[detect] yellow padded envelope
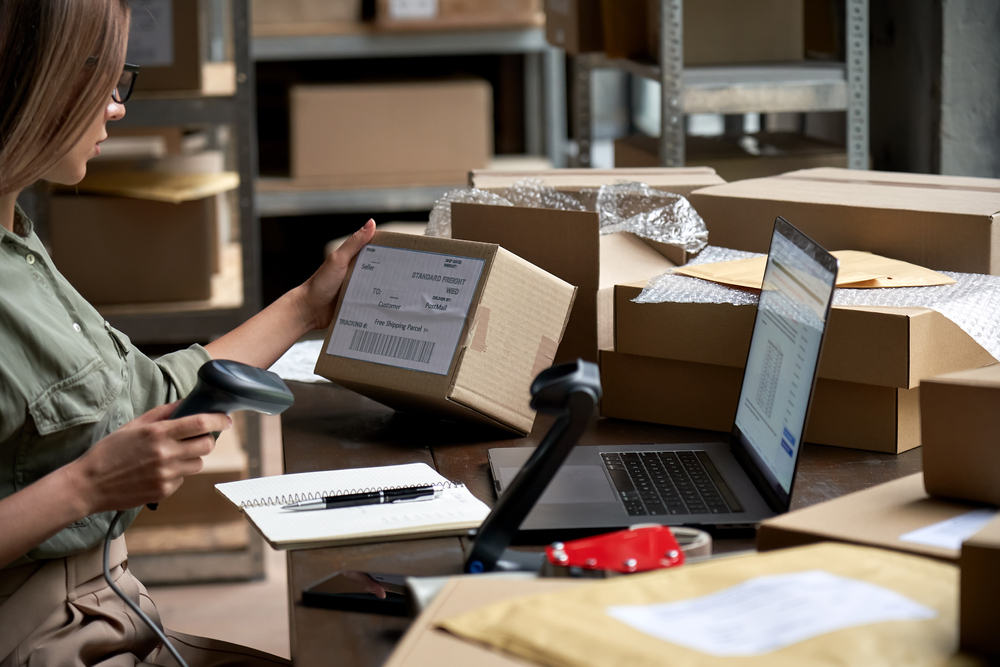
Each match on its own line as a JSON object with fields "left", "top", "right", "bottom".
{"left": 439, "top": 543, "right": 983, "bottom": 667}
{"left": 675, "top": 250, "right": 957, "bottom": 290}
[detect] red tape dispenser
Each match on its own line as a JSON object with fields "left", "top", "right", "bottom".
{"left": 542, "top": 525, "right": 710, "bottom": 578}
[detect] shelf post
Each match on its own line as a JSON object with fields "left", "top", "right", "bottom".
{"left": 847, "top": 0, "right": 870, "bottom": 170}
{"left": 233, "top": 0, "right": 262, "bottom": 315}
{"left": 659, "top": 0, "right": 684, "bottom": 167}
{"left": 572, "top": 54, "right": 596, "bottom": 168}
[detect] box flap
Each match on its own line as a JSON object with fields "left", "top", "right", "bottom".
{"left": 922, "top": 363, "right": 1000, "bottom": 388}
{"left": 68, "top": 171, "right": 240, "bottom": 203}
{"left": 450, "top": 247, "right": 577, "bottom": 435}
{"left": 598, "top": 233, "right": 676, "bottom": 290}
{"left": 757, "top": 473, "right": 978, "bottom": 561}
{"left": 692, "top": 168, "right": 1000, "bottom": 216}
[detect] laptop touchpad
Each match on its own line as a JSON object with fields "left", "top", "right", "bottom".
{"left": 498, "top": 465, "right": 618, "bottom": 504}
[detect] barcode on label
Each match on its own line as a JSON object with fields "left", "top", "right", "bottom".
{"left": 349, "top": 330, "right": 435, "bottom": 364}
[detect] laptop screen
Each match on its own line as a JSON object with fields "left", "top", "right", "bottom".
{"left": 731, "top": 218, "right": 838, "bottom": 510}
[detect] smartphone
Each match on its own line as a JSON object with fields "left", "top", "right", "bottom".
{"left": 301, "top": 571, "right": 410, "bottom": 616}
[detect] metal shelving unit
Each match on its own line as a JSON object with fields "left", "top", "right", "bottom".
{"left": 105, "top": 0, "right": 261, "bottom": 344}
{"left": 252, "top": 27, "right": 567, "bottom": 216}
{"left": 572, "top": 0, "right": 869, "bottom": 170}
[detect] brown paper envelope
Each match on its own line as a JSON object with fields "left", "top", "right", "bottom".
{"left": 674, "top": 250, "right": 955, "bottom": 290}
{"left": 439, "top": 543, "right": 983, "bottom": 667}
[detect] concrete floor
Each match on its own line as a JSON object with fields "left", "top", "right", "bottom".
{"left": 145, "top": 415, "right": 291, "bottom": 660}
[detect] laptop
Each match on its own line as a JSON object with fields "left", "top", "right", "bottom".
{"left": 488, "top": 217, "right": 840, "bottom": 540}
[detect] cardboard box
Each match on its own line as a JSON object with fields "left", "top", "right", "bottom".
{"left": 614, "top": 281, "right": 996, "bottom": 389}
{"left": 126, "top": 0, "right": 203, "bottom": 92}
{"left": 600, "top": 0, "right": 803, "bottom": 65}
{"left": 960, "top": 515, "right": 1000, "bottom": 658}
{"left": 756, "top": 473, "right": 991, "bottom": 561}
{"left": 689, "top": 168, "right": 1000, "bottom": 274}
{"left": 314, "top": 232, "right": 577, "bottom": 435}
{"left": 291, "top": 80, "right": 493, "bottom": 188}
{"left": 599, "top": 349, "right": 921, "bottom": 453}
{"left": 922, "top": 365, "right": 1000, "bottom": 505}
{"left": 615, "top": 133, "right": 848, "bottom": 182}
{"left": 544, "top": 0, "right": 605, "bottom": 54}
{"left": 50, "top": 171, "right": 239, "bottom": 304}
{"left": 252, "top": 0, "right": 362, "bottom": 36}
{"left": 376, "top": 0, "right": 542, "bottom": 31}
{"left": 451, "top": 204, "right": 676, "bottom": 365}
{"left": 469, "top": 166, "right": 724, "bottom": 201}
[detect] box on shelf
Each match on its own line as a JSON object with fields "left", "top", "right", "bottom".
{"left": 599, "top": 349, "right": 921, "bottom": 453}
{"left": 960, "top": 515, "right": 1000, "bottom": 659}
{"left": 127, "top": 0, "right": 224, "bottom": 93}
{"left": 756, "top": 473, "right": 986, "bottom": 561}
{"left": 314, "top": 231, "right": 577, "bottom": 436}
{"left": 689, "top": 168, "right": 1000, "bottom": 274}
{"left": 50, "top": 172, "right": 239, "bottom": 305}
{"left": 600, "top": 0, "right": 803, "bottom": 65}
{"left": 614, "top": 133, "right": 848, "bottom": 182}
{"left": 544, "top": 0, "right": 605, "bottom": 54}
{"left": 451, "top": 204, "right": 676, "bottom": 366}
{"left": 922, "top": 364, "right": 1000, "bottom": 505}
{"left": 376, "top": 0, "right": 542, "bottom": 31}
{"left": 252, "top": 0, "right": 363, "bottom": 36}
{"left": 614, "top": 281, "right": 996, "bottom": 389}
{"left": 290, "top": 80, "right": 492, "bottom": 188}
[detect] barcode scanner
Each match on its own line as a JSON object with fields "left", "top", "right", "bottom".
{"left": 106, "top": 359, "right": 294, "bottom": 667}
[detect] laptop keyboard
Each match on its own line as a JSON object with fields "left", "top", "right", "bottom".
{"left": 601, "top": 451, "right": 744, "bottom": 516}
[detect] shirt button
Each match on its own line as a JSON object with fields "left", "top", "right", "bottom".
{"left": 25, "top": 254, "right": 35, "bottom": 265}
{"left": 72, "top": 323, "right": 82, "bottom": 333}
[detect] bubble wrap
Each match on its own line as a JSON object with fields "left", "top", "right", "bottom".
{"left": 425, "top": 178, "right": 709, "bottom": 255}
{"left": 596, "top": 182, "right": 709, "bottom": 253}
{"left": 636, "top": 246, "right": 1000, "bottom": 362}
{"left": 426, "top": 188, "right": 511, "bottom": 237}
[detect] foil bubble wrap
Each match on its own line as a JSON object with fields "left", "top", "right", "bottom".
{"left": 596, "top": 182, "right": 709, "bottom": 254}
{"left": 426, "top": 179, "right": 709, "bottom": 255}
{"left": 636, "top": 246, "right": 1000, "bottom": 361}
{"left": 425, "top": 188, "right": 511, "bottom": 238}
{"left": 501, "top": 177, "right": 588, "bottom": 211}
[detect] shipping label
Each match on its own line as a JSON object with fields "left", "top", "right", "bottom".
{"left": 326, "top": 244, "right": 485, "bottom": 375}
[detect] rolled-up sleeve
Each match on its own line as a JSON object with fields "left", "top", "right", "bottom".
{"left": 129, "top": 343, "right": 213, "bottom": 415}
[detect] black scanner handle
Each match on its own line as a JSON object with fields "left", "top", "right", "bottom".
{"left": 147, "top": 360, "right": 294, "bottom": 510}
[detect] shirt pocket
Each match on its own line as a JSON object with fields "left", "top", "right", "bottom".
{"left": 27, "top": 357, "right": 123, "bottom": 436}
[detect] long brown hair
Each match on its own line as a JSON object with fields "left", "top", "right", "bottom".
{"left": 0, "top": 0, "right": 130, "bottom": 196}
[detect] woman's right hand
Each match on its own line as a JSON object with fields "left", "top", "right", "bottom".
{"left": 66, "top": 402, "right": 233, "bottom": 515}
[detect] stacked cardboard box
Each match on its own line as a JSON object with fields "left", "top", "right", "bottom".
{"left": 252, "top": 0, "right": 363, "bottom": 36}
{"left": 456, "top": 168, "right": 725, "bottom": 364}
{"left": 602, "top": 279, "right": 995, "bottom": 453}
{"left": 375, "top": 0, "right": 542, "bottom": 31}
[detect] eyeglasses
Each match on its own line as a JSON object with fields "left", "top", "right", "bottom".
{"left": 112, "top": 63, "right": 140, "bottom": 104}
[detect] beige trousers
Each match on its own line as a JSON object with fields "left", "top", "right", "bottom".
{"left": 0, "top": 537, "right": 289, "bottom": 667}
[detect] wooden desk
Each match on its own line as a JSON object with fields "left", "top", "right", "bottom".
{"left": 282, "top": 381, "right": 922, "bottom": 667}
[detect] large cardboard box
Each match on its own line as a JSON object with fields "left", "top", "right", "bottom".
{"left": 689, "top": 168, "right": 1000, "bottom": 274}
{"left": 614, "top": 281, "right": 996, "bottom": 389}
{"left": 615, "top": 133, "right": 848, "bottom": 182}
{"left": 451, "top": 204, "right": 676, "bottom": 366}
{"left": 544, "top": 0, "right": 605, "bottom": 54}
{"left": 757, "top": 473, "right": 989, "bottom": 561}
{"left": 469, "top": 166, "right": 724, "bottom": 201}
{"left": 252, "top": 0, "right": 363, "bottom": 35}
{"left": 291, "top": 80, "right": 493, "bottom": 188}
{"left": 314, "top": 232, "right": 577, "bottom": 436}
{"left": 376, "top": 0, "right": 542, "bottom": 31}
{"left": 601, "top": 0, "right": 803, "bottom": 65}
{"left": 960, "top": 515, "right": 1000, "bottom": 658}
{"left": 922, "top": 365, "right": 1000, "bottom": 505}
{"left": 599, "top": 349, "right": 921, "bottom": 453}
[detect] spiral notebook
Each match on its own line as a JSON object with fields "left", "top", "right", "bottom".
{"left": 215, "top": 462, "right": 491, "bottom": 550}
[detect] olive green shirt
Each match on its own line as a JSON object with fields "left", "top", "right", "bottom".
{"left": 1, "top": 205, "right": 211, "bottom": 567}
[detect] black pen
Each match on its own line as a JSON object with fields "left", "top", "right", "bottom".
{"left": 282, "top": 485, "right": 441, "bottom": 511}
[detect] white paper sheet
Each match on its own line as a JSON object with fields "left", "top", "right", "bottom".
{"left": 325, "top": 244, "right": 484, "bottom": 376}
{"left": 898, "top": 509, "right": 998, "bottom": 551}
{"left": 606, "top": 570, "right": 936, "bottom": 657}
{"left": 269, "top": 340, "right": 329, "bottom": 384}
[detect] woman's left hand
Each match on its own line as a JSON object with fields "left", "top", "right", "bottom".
{"left": 296, "top": 219, "right": 376, "bottom": 331}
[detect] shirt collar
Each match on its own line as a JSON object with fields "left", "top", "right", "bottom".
{"left": 12, "top": 203, "right": 33, "bottom": 238}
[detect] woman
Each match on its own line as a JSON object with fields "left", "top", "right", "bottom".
{"left": 0, "top": 1, "right": 375, "bottom": 664}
